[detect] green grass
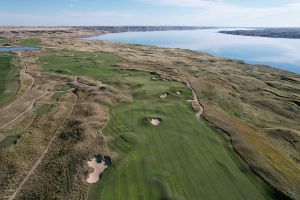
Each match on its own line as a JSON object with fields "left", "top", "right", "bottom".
{"left": 0, "top": 52, "right": 20, "bottom": 106}
{"left": 51, "top": 91, "right": 66, "bottom": 101}
{"left": 39, "top": 50, "right": 189, "bottom": 92}
{"left": 38, "top": 50, "right": 280, "bottom": 199}
{"left": 89, "top": 101, "right": 277, "bottom": 200}
{"left": 0, "top": 38, "right": 11, "bottom": 46}
{"left": 87, "top": 70, "right": 278, "bottom": 200}
{"left": 39, "top": 51, "right": 121, "bottom": 83}
{"left": 35, "top": 104, "right": 53, "bottom": 115}
{"left": 19, "top": 38, "right": 41, "bottom": 47}
{"left": 0, "top": 134, "right": 21, "bottom": 149}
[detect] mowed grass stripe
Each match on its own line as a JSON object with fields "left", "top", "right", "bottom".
{"left": 90, "top": 98, "right": 276, "bottom": 200}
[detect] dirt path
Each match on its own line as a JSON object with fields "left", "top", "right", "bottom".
{"left": 8, "top": 91, "right": 78, "bottom": 200}
{"left": 73, "top": 76, "right": 103, "bottom": 88}
{"left": 0, "top": 88, "right": 50, "bottom": 130}
{"left": 183, "top": 75, "right": 204, "bottom": 118}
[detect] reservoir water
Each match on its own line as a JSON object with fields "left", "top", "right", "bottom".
{"left": 87, "top": 28, "right": 300, "bottom": 74}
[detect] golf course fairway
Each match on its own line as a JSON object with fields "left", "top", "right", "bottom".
{"left": 0, "top": 52, "right": 20, "bottom": 106}
{"left": 88, "top": 72, "right": 279, "bottom": 200}
{"left": 37, "top": 50, "right": 284, "bottom": 200}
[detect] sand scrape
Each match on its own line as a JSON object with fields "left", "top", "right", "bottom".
{"left": 87, "top": 158, "right": 108, "bottom": 184}
{"left": 160, "top": 92, "right": 168, "bottom": 98}
{"left": 150, "top": 118, "right": 161, "bottom": 126}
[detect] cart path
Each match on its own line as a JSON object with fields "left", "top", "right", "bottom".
{"left": 183, "top": 75, "right": 204, "bottom": 118}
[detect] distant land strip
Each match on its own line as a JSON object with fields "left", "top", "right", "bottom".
{"left": 219, "top": 28, "right": 300, "bottom": 39}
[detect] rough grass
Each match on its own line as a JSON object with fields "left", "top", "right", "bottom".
{"left": 0, "top": 52, "right": 20, "bottom": 106}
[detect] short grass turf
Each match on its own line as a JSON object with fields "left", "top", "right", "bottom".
{"left": 19, "top": 38, "right": 41, "bottom": 47}
{"left": 0, "top": 134, "right": 21, "bottom": 149}
{"left": 88, "top": 76, "right": 278, "bottom": 199}
{"left": 0, "top": 38, "right": 11, "bottom": 46}
{"left": 39, "top": 50, "right": 121, "bottom": 83}
{"left": 0, "top": 52, "right": 20, "bottom": 105}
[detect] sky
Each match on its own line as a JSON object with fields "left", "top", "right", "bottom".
{"left": 0, "top": 0, "right": 300, "bottom": 27}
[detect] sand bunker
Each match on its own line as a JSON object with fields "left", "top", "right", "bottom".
{"left": 176, "top": 91, "right": 182, "bottom": 95}
{"left": 150, "top": 118, "right": 161, "bottom": 126}
{"left": 87, "top": 158, "right": 108, "bottom": 184}
{"left": 160, "top": 93, "right": 168, "bottom": 99}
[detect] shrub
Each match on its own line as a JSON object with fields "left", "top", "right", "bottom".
{"left": 59, "top": 120, "right": 84, "bottom": 143}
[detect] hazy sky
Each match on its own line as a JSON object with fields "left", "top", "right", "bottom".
{"left": 1, "top": 0, "right": 300, "bottom": 27}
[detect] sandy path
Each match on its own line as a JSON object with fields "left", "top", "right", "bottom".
{"left": 8, "top": 92, "right": 78, "bottom": 200}
{"left": 0, "top": 88, "right": 50, "bottom": 130}
{"left": 183, "top": 75, "right": 204, "bottom": 118}
{"left": 73, "top": 76, "right": 103, "bottom": 88}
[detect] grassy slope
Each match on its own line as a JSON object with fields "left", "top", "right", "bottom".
{"left": 39, "top": 50, "right": 279, "bottom": 200}
{"left": 0, "top": 52, "right": 20, "bottom": 106}
{"left": 88, "top": 74, "right": 279, "bottom": 200}
{"left": 19, "top": 38, "right": 41, "bottom": 47}
{"left": 39, "top": 50, "right": 120, "bottom": 82}
{"left": 0, "top": 38, "right": 11, "bottom": 46}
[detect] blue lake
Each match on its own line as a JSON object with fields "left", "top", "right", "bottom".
{"left": 0, "top": 47, "right": 39, "bottom": 52}
{"left": 87, "top": 29, "right": 300, "bottom": 74}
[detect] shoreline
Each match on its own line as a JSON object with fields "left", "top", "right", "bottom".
{"left": 83, "top": 30, "right": 300, "bottom": 75}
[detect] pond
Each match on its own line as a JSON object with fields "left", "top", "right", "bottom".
{"left": 0, "top": 47, "right": 39, "bottom": 52}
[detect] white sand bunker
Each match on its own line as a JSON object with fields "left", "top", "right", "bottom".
{"left": 151, "top": 118, "right": 161, "bottom": 126}
{"left": 160, "top": 93, "right": 168, "bottom": 99}
{"left": 176, "top": 91, "right": 182, "bottom": 95}
{"left": 87, "top": 158, "right": 108, "bottom": 184}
